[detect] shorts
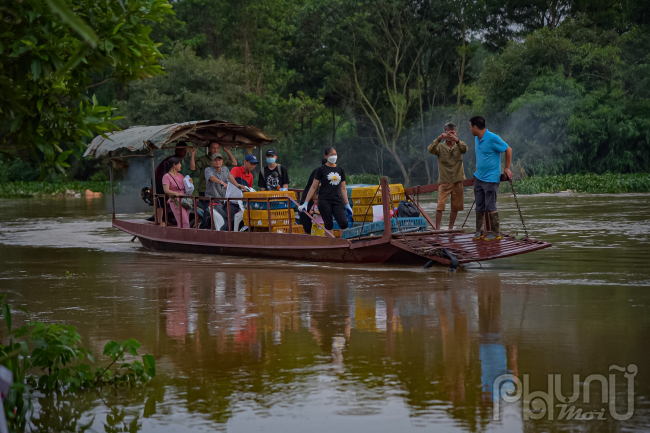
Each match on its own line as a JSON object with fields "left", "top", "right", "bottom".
{"left": 474, "top": 178, "right": 499, "bottom": 212}
{"left": 437, "top": 181, "right": 464, "bottom": 212}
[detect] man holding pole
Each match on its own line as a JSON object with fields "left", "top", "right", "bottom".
{"left": 469, "top": 116, "right": 513, "bottom": 241}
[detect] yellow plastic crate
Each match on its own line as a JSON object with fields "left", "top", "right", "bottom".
{"left": 350, "top": 184, "right": 404, "bottom": 198}
{"left": 352, "top": 215, "right": 374, "bottom": 223}
{"left": 311, "top": 226, "right": 342, "bottom": 237}
{"left": 352, "top": 193, "right": 405, "bottom": 206}
{"left": 243, "top": 191, "right": 297, "bottom": 199}
{"left": 252, "top": 225, "right": 304, "bottom": 233}
{"left": 352, "top": 205, "right": 374, "bottom": 216}
{"left": 243, "top": 209, "right": 295, "bottom": 227}
{"left": 272, "top": 225, "right": 305, "bottom": 234}
{"left": 243, "top": 209, "right": 295, "bottom": 219}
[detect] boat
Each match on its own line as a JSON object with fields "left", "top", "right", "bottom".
{"left": 85, "top": 120, "right": 551, "bottom": 267}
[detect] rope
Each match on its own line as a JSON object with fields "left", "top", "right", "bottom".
{"left": 508, "top": 178, "right": 529, "bottom": 239}
{"left": 461, "top": 200, "right": 475, "bottom": 229}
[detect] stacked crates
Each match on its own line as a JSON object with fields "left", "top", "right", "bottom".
{"left": 243, "top": 209, "right": 296, "bottom": 228}
{"left": 243, "top": 191, "right": 297, "bottom": 210}
{"left": 350, "top": 184, "right": 406, "bottom": 222}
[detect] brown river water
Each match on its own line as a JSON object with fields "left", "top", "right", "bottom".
{"left": 0, "top": 193, "right": 649, "bottom": 432}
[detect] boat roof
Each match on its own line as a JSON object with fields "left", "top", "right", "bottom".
{"left": 84, "top": 120, "right": 276, "bottom": 157}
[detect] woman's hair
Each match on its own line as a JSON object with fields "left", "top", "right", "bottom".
{"left": 321, "top": 158, "right": 327, "bottom": 165}
{"left": 324, "top": 147, "right": 336, "bottom": 156}
{"left": 165, "top": 156, "right": 182, "bottom": 173}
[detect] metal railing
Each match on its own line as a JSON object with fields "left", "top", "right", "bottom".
{"left": 153, "top": 192, "right": 335, "bottom": 237}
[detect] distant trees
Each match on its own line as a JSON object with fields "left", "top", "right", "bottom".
{"left": 2, "top": 0, "right": 649, "bottom": 183}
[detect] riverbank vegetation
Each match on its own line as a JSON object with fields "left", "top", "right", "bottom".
{"left": 0, "top": 295, "right": 155, "bottom": 431}
{"left": 1, "top": 0, "right": 649, "bottom": 186}
{"left": 505, "top": 173, "right": 650, "bottom": 195}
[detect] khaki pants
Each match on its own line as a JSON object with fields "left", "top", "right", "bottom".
{"left": 437, "top": 181, "right": 464, "bottom": 212}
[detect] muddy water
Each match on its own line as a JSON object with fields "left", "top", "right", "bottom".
{"left": 0, "top": 193, "right": 649, "bottom": 432}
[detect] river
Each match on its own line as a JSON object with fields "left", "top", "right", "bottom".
{"left": 0, "top": 193, "right": 649, "bottom": 432}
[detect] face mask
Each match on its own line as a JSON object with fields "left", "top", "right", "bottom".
{"left": 266, "top": 157, "right": 276, "bottom": 164}
{"left": 327, "top": 155, "right": 337, "bottom": 164}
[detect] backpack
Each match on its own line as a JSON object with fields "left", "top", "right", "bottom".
{"left": 398, "top": 200, "right": 420, "bottom": 218}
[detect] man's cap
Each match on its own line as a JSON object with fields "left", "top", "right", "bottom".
{"left": 444, "top": 122, "right": 457, "bottom": 130}
{"left": 210, "top": 153, "right": 223, "bottom": 161}
{"left": 266, "top": 149, "right": 277, "bottom": 156}
{"left": 244, "top": 154, "right": 259, "bottom": 164}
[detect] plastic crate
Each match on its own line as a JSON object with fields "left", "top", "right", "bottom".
{"left": 252, "top": 225, "right": 305, "bottom": 234}
{"left": 353, "top": 218, "right": 427, "bottom": 236}
{"left": 246, "top": 199, "right": 297, "bottom": 210}
{"left": 352, "top": 193, "right": 405, "bottom": 206}
{"left": 392, "top": 217, "right": 427, "bottom": 229}
{"left": 338, "top": 225, "right": 363, "bottom": 239}
{"left": 350, "top": 184, "right": 405, "bottom": 198}
{"left": 352, "top": 214, "right": 374, "bottom": 223}
{"left": 243, "top": 191, "right": 297, "bottom": 199}
{"left": 243, "top": 209, "right": 295, "bottom": 227}
{"left": 271, "top": 225, "right": 305, "bottom": 234}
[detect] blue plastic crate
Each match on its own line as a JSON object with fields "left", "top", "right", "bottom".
{"left": 352, "top": 218, "right": 427, "bottom": 236}
{"left": 391, "top": 217, "right": 427, "bottom": 229}
{"left": 339, "top": 225, "right": 363, "bottom": 239}
{"left": 247, "top": 200, "right": 297, "bottom": 210}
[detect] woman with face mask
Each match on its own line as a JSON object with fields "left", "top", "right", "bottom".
{"left": 299, "top": 147, "right": 352, "bottom": 231}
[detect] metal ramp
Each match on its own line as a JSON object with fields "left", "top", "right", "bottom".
{"left": 391, "top": 232, "right": 552, "bottom": 265}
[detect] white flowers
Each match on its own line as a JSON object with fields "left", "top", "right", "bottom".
{"left": 327, "top": 172, "right": 341, "bottom": 185}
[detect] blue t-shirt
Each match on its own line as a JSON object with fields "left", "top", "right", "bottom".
{"left": 474, "top": 130, "right": 509, "bottom": 183}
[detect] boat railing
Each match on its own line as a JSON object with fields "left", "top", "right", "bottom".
{"left": 152, "top": 192, "right": 337, "bottom": 237}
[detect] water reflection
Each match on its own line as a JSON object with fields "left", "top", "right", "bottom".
{"left": 1, "top": 193, "right": 650, "bottom": 431}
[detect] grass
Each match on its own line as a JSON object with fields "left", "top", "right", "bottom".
{"left": 0, "top": 181, "right": 118, "bottom": 198}
{"left": 501, "top": 173, "right": 650, "bottom": 195}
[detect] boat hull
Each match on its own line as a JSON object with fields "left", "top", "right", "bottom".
{"left": 115, "top": 219, "right": 410, "bottom": 264}
{"left": 114, "top": 218, "right": 551, "bottom": 266}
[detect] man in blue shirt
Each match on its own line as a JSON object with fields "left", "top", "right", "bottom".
{"left": 470, "top": 116, "right": 513, "bottom": 241}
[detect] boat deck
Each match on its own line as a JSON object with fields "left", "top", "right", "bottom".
{"left": 390, "top": 232, "right": 552, "bottom": 265}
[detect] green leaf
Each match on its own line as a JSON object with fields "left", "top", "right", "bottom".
{"left": 142, "top": 354, "right": 155, "bottom": 377}
{"left": 2, "top": 303, "right": 11, "bottom": 332}
{"left": 45, "top": 0, "right": 99, "bottom": 47}
{"left": 31, "top": 60, "right": 42, "bottom": 80}
{"left": 104, "top": 40, "right": 114, "bottom": 52}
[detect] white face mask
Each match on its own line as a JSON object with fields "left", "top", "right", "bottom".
{"left": 327, "top": 155, "right": 337, "bottom": 164}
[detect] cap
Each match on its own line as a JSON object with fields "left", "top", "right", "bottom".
{"left": 210, "top": 153, "right": 223, "bottom": 161}
{"left": 444, "top": 122, "right": 457, "bottom": 130}
{"left": 244, "top": 154, "right": 259, "bottom": 164}
{"left": 266, "top": 149, "right": 277, "bottom": 157}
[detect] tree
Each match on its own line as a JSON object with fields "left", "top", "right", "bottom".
{"left": 0, "top": 0, "right": 173, "bottom": 177}
{"left": 325, "top": 0, "right": 430, "bottom": 185}
{"left": 119, "top": 45, "right": 254, "bottom": 126}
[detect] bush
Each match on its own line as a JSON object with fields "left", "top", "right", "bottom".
{"left": 503, "top": 173, "right": 650, "bottom": 194}
{"left": 347, "top": 173, "right": 388, "bottom": 185}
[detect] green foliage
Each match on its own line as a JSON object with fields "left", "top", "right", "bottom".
{"left": 504, "top": 173, "right": 650, "bottom": 194}
{"left": 0, "top": 296, "right": 156, "bottom": 432}
{"left": 0, "top": 0, "right": 173, "bottom": 175}
{"left": 0, "top": 181, "right": 115, "bottom": 198}
{"left": 482, "top": 16, "right": 650, "bottom": 175}
{"left": 347, "top": 173, "right": 386, "bottom": 185}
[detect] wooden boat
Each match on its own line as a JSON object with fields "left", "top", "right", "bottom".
{"left": 85, "top": 120, "right": 551, "bottom": 267}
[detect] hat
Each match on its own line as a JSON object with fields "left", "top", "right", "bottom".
{"left": 210, "top": 153, "right": 223, "bottom": 161}
{"left": 244, "top": 154, "right": 259, "bottom": 164}
{"left": 266, "top": 149, "right": 277, "bottom": 157}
